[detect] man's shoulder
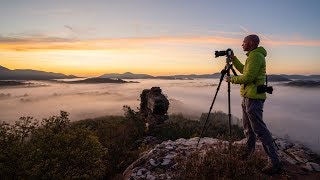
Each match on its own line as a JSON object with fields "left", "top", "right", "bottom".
{"left": 250, "top": 47, "right": 267, "bottom": 57}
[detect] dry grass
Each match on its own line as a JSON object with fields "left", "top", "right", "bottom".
{"left": 175, "top": 145, "right": 270, "bottom": 180}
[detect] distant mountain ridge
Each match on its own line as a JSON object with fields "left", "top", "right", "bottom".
{"left": 99, "top": 72, "right": 320, "bottom": 81}
{"left": 0, "top": 66, "right": 78, "bottom": 80}
{"left": 279, "top": 74, "right": 320, "bottom": 80}
{"left": 99, "top": 72, "right": 154, "bottom": 79}
{"left": 99, "top": 72, "right": 221, "bottom": 79}
{"left": 1, "top": 65, "right": 319, "bottom": 81}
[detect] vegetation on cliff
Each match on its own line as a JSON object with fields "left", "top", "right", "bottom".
{"left": 0, "top": 106, "right": 245, "bottom": 179}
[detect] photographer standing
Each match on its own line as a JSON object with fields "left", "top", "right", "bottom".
{"left": 225, "top": 34, "right": 281, "bottom": 175}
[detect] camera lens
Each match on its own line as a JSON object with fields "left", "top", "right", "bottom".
{"left": 215, "top": 51, "right": 227, "bottom": 57}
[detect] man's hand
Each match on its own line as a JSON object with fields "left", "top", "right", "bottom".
{"left": 225, "top": 76, "right": 231, "bottom": 82}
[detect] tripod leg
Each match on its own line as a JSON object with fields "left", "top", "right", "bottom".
{"left": 197, "top": 68, "right": 227, "bottom": 147}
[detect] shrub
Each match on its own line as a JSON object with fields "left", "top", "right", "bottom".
{"left": 149, "top": 111, "right": 244, "bottom": 141}
{"left": 71, "top": 106, "right": 146, "bottom": 178}
{"left": 0, "top": 111, "right": 106, "bottom": 179}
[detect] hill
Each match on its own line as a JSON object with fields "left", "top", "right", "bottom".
{"left": 267, "top": 75, "right": 292, "bottom": 82}
{"left": 0, "top": 66, "right": 78, "bottom": 80}
{"left": 99, "top": 72, "right": 154, "bottom": 79}
{"left": 99, "top": 72, "right": 222, "bottom": 79}
{"left": 66, "top": 77, "right": 134, "bottom": 84}
{"left": 280, "top": 74, "right": 320, "bottom": 80}
{"left": 0, "top": 80, "right": 30, "bottom": 86}
{"left": 99, "top": 72, "right": 320, "bottom": 81}
{"left": 285, "top": 80, "right": 320, "bottom": 87}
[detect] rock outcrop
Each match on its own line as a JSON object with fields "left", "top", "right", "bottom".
{"left": 140, "top": 87, "right": 169, "bottom": 129}
{"left": 123, "top": 137, "right": 320, "bottom": 179}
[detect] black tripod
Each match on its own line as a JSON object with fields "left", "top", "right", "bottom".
{"left": 197, "top": 53, "right": 237, "bottom": 147}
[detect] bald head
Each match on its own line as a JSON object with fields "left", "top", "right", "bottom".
{"left": 242, "top": 34, "right": 260, "bottom": 51}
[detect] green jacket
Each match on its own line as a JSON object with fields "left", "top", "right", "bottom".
{"left": 231, "top": 46, "right": 267, "bottom": 100}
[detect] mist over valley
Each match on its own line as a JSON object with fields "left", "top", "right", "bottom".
{"left": 1, "top": 78, "right": 320, "bottom": 152}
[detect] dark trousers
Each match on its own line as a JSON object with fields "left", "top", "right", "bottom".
{"left": 242, "top": 98, "right": 279, "bottom": 165}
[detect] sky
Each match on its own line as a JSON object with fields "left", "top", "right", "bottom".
{"left": 0, "top": 0, "right": 320, "bottom": 76}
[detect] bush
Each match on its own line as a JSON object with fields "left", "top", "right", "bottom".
{"left": 149, "top": 111, "right": 244, "bottom": 141}
{"left": 71, "top": 106, "right": 146, "bottom": 178}
{"left": 0, "top": 111, "right": 106, "bottom": 179}
{"left": 1, "top": 107, "right": 246, "bottom": 179}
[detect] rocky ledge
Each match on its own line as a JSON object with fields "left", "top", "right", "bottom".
{"left": 123, "top": 137, "right": 320, "bottom": 179}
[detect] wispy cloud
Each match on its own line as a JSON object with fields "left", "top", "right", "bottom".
{"left": 0, "top": 33, "right": 319, "bottom": 51}
{"left": 0, "top": 35, "right": 241, "bottom": 51}
{"left": 239, "top": 25, "right": 250, "bottom": 33}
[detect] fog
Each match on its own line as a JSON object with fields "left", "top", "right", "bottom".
{"left": 1, "top": 79, "right": 320, "bottom": 152}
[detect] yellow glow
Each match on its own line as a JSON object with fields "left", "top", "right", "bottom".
{"left": 1, "top": 35, "right": 320, "bottom": 76}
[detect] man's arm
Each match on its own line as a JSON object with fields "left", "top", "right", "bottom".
{"left": 232, "top": 56, "right": 244, "bottom": 74}
{"left": 231, "top": 54, "right": 262, "bottom": 84}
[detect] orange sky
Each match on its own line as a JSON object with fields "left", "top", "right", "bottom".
{"left": 1, "top": 35, "right": 320, "bottom": 76}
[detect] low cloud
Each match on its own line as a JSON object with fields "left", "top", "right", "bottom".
{"left": 1, "top": 33, "right": 319, "bottom": 51}
{"left": 1, "top": 79, "right": 319, "bottom": 152}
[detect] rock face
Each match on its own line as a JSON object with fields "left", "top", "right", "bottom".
{"left": 123, "top": 137, "right": 320, "bottom": 179}
{"left": 140, "top": 87, "right": 169, "bottom": 129}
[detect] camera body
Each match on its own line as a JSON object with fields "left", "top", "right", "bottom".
{"left": 215, "top": 48, "right": 233, "bottom": 58}
{"left": 257, "top": 85, "right": 273, "bottom": 94}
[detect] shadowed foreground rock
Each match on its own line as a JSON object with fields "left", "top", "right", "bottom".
{"left": 123, "top": 137, "right": 320, "bottom": 179}
{"left": 140, "top": 87, "right": 169, "bottom": 129}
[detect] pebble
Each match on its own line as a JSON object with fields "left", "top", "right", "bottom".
{"left": 161, "top": 158, "right": 171, "bottom": 166}
{"left": 149, "top": 159, "right": 160, "bottom": 166}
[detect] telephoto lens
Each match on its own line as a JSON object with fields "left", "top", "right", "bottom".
{"left": 215, "top": 49, "right": 232, "bottom": 58}
{"left": 215, "top": 50, "right": 226, "bottom": 57}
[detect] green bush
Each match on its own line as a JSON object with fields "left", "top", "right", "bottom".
{"left": 71, "top": 106, "right": 146, "bottom": 178}
{"left": 149, "top": 111, "right": 244, "bottom": 141}
{"left": 0, "top": 111, "right": 106, "bottom": 179}
{"left": 1, "top": 107, "right": 246, "bottom": 179}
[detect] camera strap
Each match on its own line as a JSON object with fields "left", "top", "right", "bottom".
{"left": 266, "top": 74, "right": 269, "bottom": 86}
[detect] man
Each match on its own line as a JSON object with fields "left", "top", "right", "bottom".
{"left": 225, "top": 34, "right": 281, "bottom": 174}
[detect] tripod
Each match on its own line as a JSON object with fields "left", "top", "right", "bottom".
{"left": 196, "top": 54, "right": 237, "bottom": 147}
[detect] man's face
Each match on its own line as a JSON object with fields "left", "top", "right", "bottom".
{"left": 242, "top": 37, "right": 252, "bottom": 51}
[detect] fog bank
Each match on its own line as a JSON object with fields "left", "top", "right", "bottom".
{"left": 0, "top": 79, "right": 319, "bottom": 152}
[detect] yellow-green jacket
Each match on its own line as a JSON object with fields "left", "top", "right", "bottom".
{"left": 231, "top": 46, "right": 267, "bottom": 100}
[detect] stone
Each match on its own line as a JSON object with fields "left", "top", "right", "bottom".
{"left": 164, "top": 153, "right": 176, "bottom": 159}
{"left": 146, "top": 174, "right": 156, "bottom": 180}
{"left": 123, "top": 136, "right": 320, "bottom": 179}
{"left": 301, "top": 163, "right": 313, "bottom": 171}
{"left": 275, "top": 138, "right": 293, "bottom": 150}
{"left": 287, "top": 149, "right": 310, "bottom": 163}
{"left": 165, "top": 145, "right": 175, "bottom": 150}
{"left": 150, "top": 159, "right": 160, "bottom": 166}
{"left": 307, "top": 162, "right": 320, "bottom": 172}
{"left": 140, "top": 87, "right": 169, "bottom": 129}
{"left": 278, "top": 151, "right": 298, "bottom": 165}
{"left": 137, "top": 168, "right": 145, "bottom": 176}
{"left": 161, "top": 158, "right": 171, "bottom": 166}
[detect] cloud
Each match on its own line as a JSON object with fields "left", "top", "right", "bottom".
{"left": 64, "top": 25, "right": 74, "bottom": 31}
{"left": 239, "top": 25, "right": 250, "bottom": 33}
{"left": 1, "top": 33, "right": 319, "bottom": 51}
{"left": 0, "top": 35, "right": 241, "bottom": 51}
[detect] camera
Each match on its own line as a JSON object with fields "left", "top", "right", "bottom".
{"left": 257, "top": 85, "right": 273, "bottom": 94}
{"left": 215, "top": 48, "right": 233, "bottom": 58}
